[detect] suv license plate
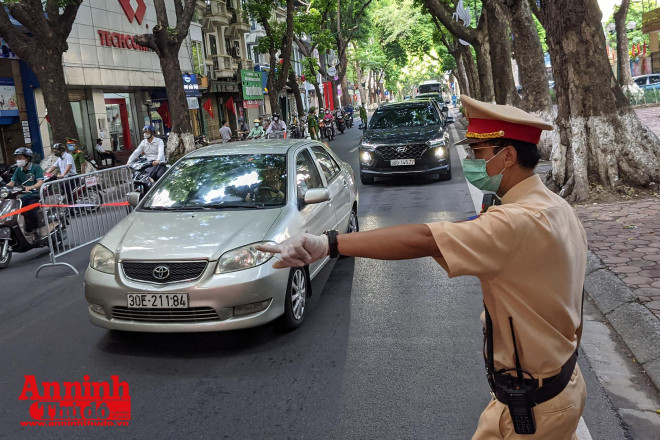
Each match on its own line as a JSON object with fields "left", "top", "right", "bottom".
{"left": 391, "top": 159, "right": 415, "bottom": 166}
{"left": 127, "top": 293, "right": 188, "bottom": 309}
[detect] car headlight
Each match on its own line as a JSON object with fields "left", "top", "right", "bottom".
{"left": 434, "top": 147, "right": 446, "bottom": 159}
{"left": 360, "top": 151, "right": 373, "bottom": 163}
{"left": 90, "top": 244, "right": 116, "bottom": 274}
{"left": 215, "top": 241, "right": 275, "bottom": 274}
{"left": 428, "top": 138, "right": 446, "bottom": 147}
{"left": 360, "top": 141, "right": 377, "bottom": 150}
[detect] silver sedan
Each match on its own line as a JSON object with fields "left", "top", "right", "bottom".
{"left": 84, "top": 140, "right": 359, "bottom": 332}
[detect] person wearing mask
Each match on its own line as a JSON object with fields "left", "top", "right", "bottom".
{"left": 128, "top": 125, "right": 166, "bottom": 181}
{"left": 6, "top": 147, "right": 44, "bottom": 242}
{"left": 67, "top": 139, "right": 86, "bottom": 174}
{"left": 46, "top": 143, "right": 78, "bottom": 203}
{"left": 94, "top": 138, "right": 120, "bottom": 166}
{"left": 219, "top": 121, "right": 232, "bottom": 143}
{"left": 322, "top": 108, "right": 335, "bottom": 137}
{"left": 257, "top": 96, "right": 588, "bottom": 439}
{"left": 307, "top": 107, "right": 319, "bottom": 140}
{"left": 247, "top": 119, "right": 265, "bottom": 139}
{"left": 265, "top": 112, "right": 287, "bottom": 136}
{"left": 237, "top": 117, "right": 250, "bottom": 140}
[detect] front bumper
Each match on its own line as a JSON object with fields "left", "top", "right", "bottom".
{"left": 360, "top": 164, "right": 450, "bottom": 177}
{"left": 359, "top": 143, "right": 450, "bottom": 177}
{"left": 84, "top": 260, "right": 290, "bottom": 332}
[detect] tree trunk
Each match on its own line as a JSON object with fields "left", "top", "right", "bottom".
{"left": 158, "top": 46, "right": 194, "bottom": 161}
{"left": 454, "top": 58, "right": 469, "bottom": 97}
{"left": 33, "top": 52, "right": 78, "bottom": 143}
{"left": 355, "top": 59, "right": 367, "bottom": 106}
{"left": 538, "top": 0, "right": 660, "bottom": 201}
{"left": 483, "top": 0, "right": 520, "bottom": 106}
{"left": 504, "top": 0, "right": 555, "bottom": 159}
{"left": 288, "top": 70, "right": 305, "bottom": 117}
{"left": 461, "top": 45, "right": 480, "bottom": 99}
{"left": 614, "top": 0, "right": 634, "bottom": 89}
{"left": 267, "top": 83, "right": 281, "bottom": 116}
{"left": 339, "top": 47, "right": 350, "bottom": 106}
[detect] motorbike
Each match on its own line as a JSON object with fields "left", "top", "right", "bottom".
{"left": 344, "top": 108, "right": 354, "bottom": 128}
{"left": 0, "top": 178, "right": 67, "bottom": 269}
{"left": 44, "top": 173, "right": 104, "bottom": 214}
{"left": 335, "top": 111, "right": 346, "bottom": 134}
{"left": 194, "top": 135, "right": 209, "bottom": 149}
{"left": 265, "top": 130, "right": 287, "bottom": 140}
{"left": 320, "top": 118, "right": 335, "bottom": 141}
{"left": 130, "top": 156, "right": 169, "bottom": 199}
{"left": 0, "top": 163, "right": 15, "bottom": 184}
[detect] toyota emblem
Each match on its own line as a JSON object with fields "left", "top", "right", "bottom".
{"left": 396, "top": 146, "right": 407, "bottom": 154}
{"left": 153, "top": 265, "right": 171, "bottom": 280}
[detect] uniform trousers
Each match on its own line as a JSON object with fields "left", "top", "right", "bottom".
{"left": 472, "top": 365, "right": 586, "bottom": 440}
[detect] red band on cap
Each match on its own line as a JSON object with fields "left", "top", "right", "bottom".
{"left": 466, "top": 118, "right": 543, "bottom": 144}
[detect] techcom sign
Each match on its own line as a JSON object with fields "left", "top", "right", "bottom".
{"left": 97, "top": 0, "right": 149, "bottom": 52}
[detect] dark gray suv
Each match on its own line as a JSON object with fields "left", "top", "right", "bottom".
{"left": 358, "top": 99, "right": 453, "bottom": 184}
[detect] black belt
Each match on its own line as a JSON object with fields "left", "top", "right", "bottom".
{"left": 490, "top": 351, "right": 578, "bottom": 405}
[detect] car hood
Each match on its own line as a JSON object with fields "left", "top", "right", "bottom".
{"left": 363, "top": 126, "right": 442, "bottom": 144}
{"left": 101, "top": 208, "right": 283, "bottom": 261}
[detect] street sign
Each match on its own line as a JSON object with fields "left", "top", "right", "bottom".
{"left": 327, "top": 67, "right": 337, "bottom": 76}
{"left": 240, "top": 70, "right": 263, "bottom": 101}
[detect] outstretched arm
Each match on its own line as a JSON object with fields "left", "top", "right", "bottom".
{"left": 256, "top": 224, "right": 441, "bottom": 269}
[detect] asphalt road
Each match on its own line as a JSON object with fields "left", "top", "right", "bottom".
{"left": 0, "top": 123, "right": 647, "bottom": 439}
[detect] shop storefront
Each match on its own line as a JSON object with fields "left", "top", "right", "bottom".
{"left": 34, "top": 1, "right": 194, "bottom": 157}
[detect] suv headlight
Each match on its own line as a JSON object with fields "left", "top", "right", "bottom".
{"left": 90, "top": 244, "right": 116, "bottom": 274}
{"left": 215, "top": 242, "right": 275, "bottom": 274}
{"left": 428, "top": 138, "right": 446, "bottom": 147}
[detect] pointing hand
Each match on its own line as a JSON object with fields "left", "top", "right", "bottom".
{"left": 256, "top": 233, "right": 329, "bottom": 269}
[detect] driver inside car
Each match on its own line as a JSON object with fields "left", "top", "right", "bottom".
{"left": 245, "top": 165, "right": 285, "bottom": 204}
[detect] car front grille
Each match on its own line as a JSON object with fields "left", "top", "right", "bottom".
{"left": 376, "top": 144, "right": 427, "bottom": 160}
{"left": 122, "top": 261, "right": 208, "bottom": 284}
{"left": 111, "top": 306, "right": 220, "bottom": 323}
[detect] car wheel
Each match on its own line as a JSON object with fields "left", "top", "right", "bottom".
{"left": 438, "top": 168, "right": 452, "bottom": 181}
{"left": 360, "top": 173, "right": 374, "bottom": 185}
{"left": 279, "top": 267, "right": 308, "bottom": 331}
{"left": 346, "top": 209, "right": 359, "bottom": 233}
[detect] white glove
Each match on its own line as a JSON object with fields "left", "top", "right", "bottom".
{"left": 256, "top": 233, "right": 329, "bottom": 268}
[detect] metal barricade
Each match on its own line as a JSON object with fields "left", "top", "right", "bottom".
{"left": 36, "top": 166, "right": 134, "bottom": 277}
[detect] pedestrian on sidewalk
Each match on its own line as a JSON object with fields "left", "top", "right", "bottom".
{"left": 258, "top": 95, "right": 588, "bottom": 439}
{"left": 219, "top": 121, "right": 232, "bottom": 143}
{"left": 359, "top": 104, "right": 367, "bottom": 127}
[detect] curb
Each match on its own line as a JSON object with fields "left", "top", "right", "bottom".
{"left": 584, "top": 251, "right": 660, "bottom": 390}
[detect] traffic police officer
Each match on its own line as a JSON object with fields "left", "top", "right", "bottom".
{"left": 257, "top": 95, "right": 588, "bottom": 439}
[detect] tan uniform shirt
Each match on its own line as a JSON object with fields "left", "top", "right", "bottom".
{"left": 427, "top": 175, "right": 587, "bottom": 377}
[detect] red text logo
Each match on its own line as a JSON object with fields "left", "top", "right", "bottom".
{"left": 119, "top": 0, "right": 147, "bottom": 25}
{"left": 18, "top": 375, "right": 131, "bottom": 427}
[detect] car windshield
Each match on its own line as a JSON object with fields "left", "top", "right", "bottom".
{"left": 141, "top": 154, "right": 287, "bottom": 210}
{"left": 369, "top": 106, "right": 439, "bottom": 129}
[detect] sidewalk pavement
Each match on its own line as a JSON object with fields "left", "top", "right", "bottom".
{"left": 453, "top": 111, "right": 660, "bottom": 390}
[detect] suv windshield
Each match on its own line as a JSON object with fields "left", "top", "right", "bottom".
{"left": 141, "top": 154, "right": 287, "bottom": 210}
{"left": 369, "top": 106, "right": 439, "bottom": 129}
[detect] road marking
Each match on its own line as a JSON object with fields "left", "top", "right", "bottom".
{"left": 348, "top": 146, "right": 359, "bottom": 153}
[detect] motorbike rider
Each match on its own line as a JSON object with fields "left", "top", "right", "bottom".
{"left": 6, "top": 147, "right": 44, "bottom": 242}
{"left": 322, "top": 109, "right": 335, "bottom": 137}
{"left": 46, "top": 143, "right": 78, "bottom": 203}
{"left": 247, "top": 119, "right": 265, "bottom": 139}
{"left": 344, "top": 104, "right": 354, "bottom": 119}
{"left": 265, "top": 112, "right": 287, "bottom": 136}
{"left": 128, "top": 125, "right": 166, "bottom": 181}
{"left": 237, "top": 117, "right": 250, "bottom": 140}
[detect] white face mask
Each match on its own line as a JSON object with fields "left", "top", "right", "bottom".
{"left": 16, "top": 159, "right": 27, "bottom": 168}
{"left": 274, "top": 117, "right": 279, "bottom": 121}
{"left": 255, "top": 123, "right": 259, "bottom": 127}
{"left": 144, "top": 133, "right": 151, "bottom": 140}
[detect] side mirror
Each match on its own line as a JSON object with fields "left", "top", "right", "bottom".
{"left": 445, "top": 117, "right": 455, "bottom": 124}
{"left": 303, "top": 187, "right": 330, "bottom": 205}
{"left": 127, "top": 192, "right": 141, "bottom": 208}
